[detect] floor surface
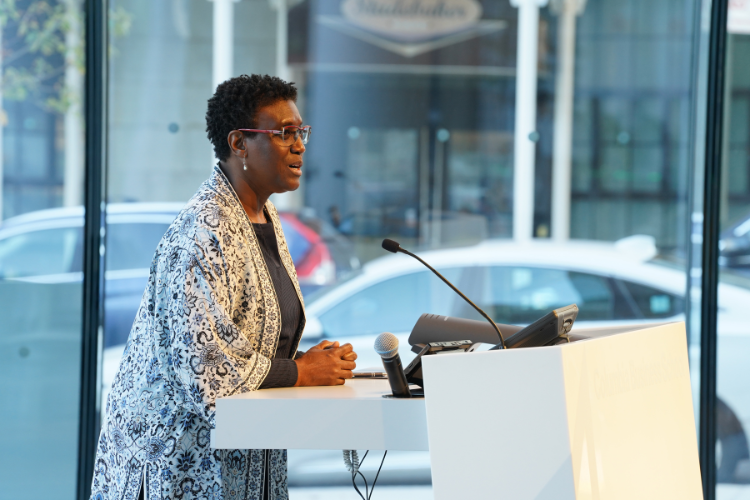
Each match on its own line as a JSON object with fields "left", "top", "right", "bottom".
{"left": 290, "top": 485, "right": 750, "bottom": 499}
{"left": 289, "top": 486, "right": 434, "bottom": 499}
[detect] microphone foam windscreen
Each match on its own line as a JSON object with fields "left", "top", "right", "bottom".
{"left": 374, "top": 332, "right": 399, "bottom": 358}
{"left": 381, "top": 239, "right": 400, "bottom": 253}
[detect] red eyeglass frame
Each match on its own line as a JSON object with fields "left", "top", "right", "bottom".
{"left": 237, "top": 125, "right": 312, "bottom": 144}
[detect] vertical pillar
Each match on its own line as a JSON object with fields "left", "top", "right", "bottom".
{"left": 432, "top": 129, "right": 450, "bottom": 248}
{"left": 268, "top": 0, "right": 306, "bottom": 210}
{"left": 77, "top": 0, "right": 107, "bottom": 496}
{"left": 210, "top": 0, "right": 235, "bottom": 166}
{"left": 511, "top": 0, "right": 548, "bottom": 242}
{"left": 64, "top": 0, "right": 85, "bottom": 208}
{"left": 212, "top": 0, "right": 235, "bottom": 91}
{"left": 267, "top": 0, "right": 296, "bottom": 210}
{"left": 551, "top": 0, "right": 586, "bottom": 241}
{"left": 270, "top": 0, "right": 289, "bottom": 81}
{"left": 419, "top": 127, "right": 431, "bottom": 246}
{"left": 698, "top": 0, "right": 730, "bottom": 495}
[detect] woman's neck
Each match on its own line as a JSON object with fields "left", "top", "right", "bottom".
{"left": 219, "top": 162, "right": 269, "bottom": 223}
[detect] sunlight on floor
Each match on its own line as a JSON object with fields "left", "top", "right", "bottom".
{"left": 289, "top": 485, "right": 434, "bottom": 500}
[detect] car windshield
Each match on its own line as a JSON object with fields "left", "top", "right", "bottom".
{"left": 307, "top": 261, "right": 687, "bottom": 339}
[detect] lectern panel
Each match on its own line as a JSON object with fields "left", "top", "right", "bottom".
{"left": 422, "top": 322, "right": 702, "bottom": 500}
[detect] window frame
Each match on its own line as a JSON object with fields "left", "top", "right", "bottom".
{"left": 72, "top": 0, "right": 730, "bottom": 497}
{"left": 77, "top": 1, "right": 108, "bottom": 498}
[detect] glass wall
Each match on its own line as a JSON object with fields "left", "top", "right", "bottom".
{"left": 100, "top": 0, "right": 720, "bottom": 496}
{"left": 716, "top": 2, "right": 750, "bottom": 495}
{"left": 0, "top": 0, "right": 86, "bottom": 498}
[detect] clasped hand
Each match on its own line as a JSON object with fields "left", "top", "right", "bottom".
{"left": 294, "top": 340, "right": 357, "bottom": 386}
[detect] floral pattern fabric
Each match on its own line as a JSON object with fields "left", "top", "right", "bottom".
{"left": 90, "top": 166, "right": 305, "bottom": 500}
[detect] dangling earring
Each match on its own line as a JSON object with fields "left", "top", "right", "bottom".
{"left": 243, "top": 156, "right": 248, "bottom": 171}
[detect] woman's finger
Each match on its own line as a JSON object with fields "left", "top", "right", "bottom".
{"left": 340, "top": 361, "right": 357, "bottom": 370}
{"left": 315, "top": 340, "right": 337, "bottom": 350}
{"left": 333, "top": 343, "right": 354, "bottom": 355}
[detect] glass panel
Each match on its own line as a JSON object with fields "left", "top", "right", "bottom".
{"left": 103, "top": 0, "right": 710, "bottom": 496}
{"left": 716, "top": 14, "right": 750, "bottom": 494}
{"left": 0, "top": 0, "right": 86, "bottom": 498}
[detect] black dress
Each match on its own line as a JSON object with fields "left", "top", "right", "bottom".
{"left": 253, "top": 220, "right": 304, "bottom": 389}
{"left": 253, "top": 219, "right": 305, "bottom": 500}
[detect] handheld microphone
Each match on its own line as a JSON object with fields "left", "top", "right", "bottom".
{"left": 374, "top": 332, "right": 412, "bottom": 398}
{"left": 381, "top": 238, "right": 507, "bottom": 349}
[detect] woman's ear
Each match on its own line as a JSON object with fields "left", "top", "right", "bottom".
{"left": 227, "top": 130, "right": 247, "bottom": 157}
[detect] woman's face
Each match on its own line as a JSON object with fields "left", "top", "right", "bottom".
{"left": 243, "top": 99, "right": 306, "bottom": 194}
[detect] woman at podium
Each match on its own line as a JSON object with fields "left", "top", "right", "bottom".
{"left": 89, "top": 75, "right": 357, "bottom": 500}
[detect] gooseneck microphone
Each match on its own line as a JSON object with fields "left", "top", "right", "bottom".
{"left": 374, "top": 332, "right": 412, "bottom": 398}
{"left": 381, "top": 238, "right": 507, "bottom": 349}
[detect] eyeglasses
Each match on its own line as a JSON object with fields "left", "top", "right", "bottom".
{"left": 238, "top": 125, "right": 312, "bottom": 145}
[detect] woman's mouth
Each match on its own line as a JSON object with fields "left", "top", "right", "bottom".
{"left": 288, "top": 162, "right": 303, "bottom": 176}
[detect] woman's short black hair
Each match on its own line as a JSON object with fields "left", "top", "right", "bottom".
{"left": 206, "top": 74, "right": 298, "bottom": 161}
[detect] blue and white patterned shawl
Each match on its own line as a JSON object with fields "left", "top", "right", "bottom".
{"left": 90, "top": 166, "right": 305, "bottom": 500}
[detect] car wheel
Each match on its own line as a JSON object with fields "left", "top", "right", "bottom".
{"left": 716, "top": 397, "right": 750, "bottom": 483}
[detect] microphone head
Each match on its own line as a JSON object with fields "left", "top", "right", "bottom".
{"left": 374, "top": 332, "right": 399, "bottom": 359}
{"left": 382, "top": 239, "right": 401, "bottom": 253}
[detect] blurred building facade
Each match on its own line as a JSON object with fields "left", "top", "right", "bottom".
{"left": 2, "top": 0, "right": 748, "bottom": 257}
{"left": 0, "top": 1, "right": 741, "bottom": 256}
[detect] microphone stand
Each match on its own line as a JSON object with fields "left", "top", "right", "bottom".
{"left": 382, "top": 239, "right": 507, "bottom": 349}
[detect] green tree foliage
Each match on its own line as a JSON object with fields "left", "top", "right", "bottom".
{"left": 0, "top": 0, "right": 131, "bottom": 114}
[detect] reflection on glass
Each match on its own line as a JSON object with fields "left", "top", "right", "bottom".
{"left": 0, "top": 1, "right": 85, "bottom": 497}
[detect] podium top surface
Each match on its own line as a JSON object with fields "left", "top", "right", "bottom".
{"left": 220, "top": 378, "right": 401, "bottom": 401}
{"left": 212, "top": 379, "right": 428, "bottom": 451}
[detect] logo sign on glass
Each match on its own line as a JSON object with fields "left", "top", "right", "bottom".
{"left": 341, "top": 0, "right": 483, "bottom": 42}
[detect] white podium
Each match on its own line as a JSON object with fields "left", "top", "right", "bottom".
{"left": 212, "top": 322, "right": 702, "bottom": 500}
